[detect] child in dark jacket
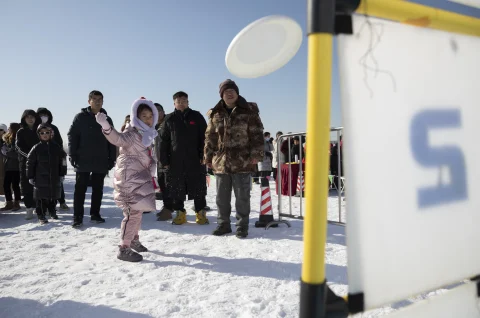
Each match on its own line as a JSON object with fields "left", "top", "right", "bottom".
{"left": 26, "top": 124, "right": 67, "bottom": 224}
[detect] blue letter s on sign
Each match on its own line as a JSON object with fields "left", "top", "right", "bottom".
{"left": 410, "top": 109, "right": 468, "bottom": 208}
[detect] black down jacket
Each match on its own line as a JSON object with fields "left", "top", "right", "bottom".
{"left": 16, "top": 109, "right": 41, "bottom": 195}
{"left": 3, "top": 138, "right": 19, "bottom": 172}
{"left": 67, "top": 107, "right": 116, "bottom": 173}
{"left": 158, "top": 108, "right": 208, "bottom": 201}
{"left": 26, "top": 141, "right": 67, "bottom": 200}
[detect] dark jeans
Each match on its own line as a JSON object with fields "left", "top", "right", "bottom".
{"left": 36, "top": 199, "right": 56, "bottom": 217}
{"left": 215, "top": 173, "right": 251, "bottom": 228}
{"left": 172, "top": 197, "right": 206, "bottom": 212}
{"left": 57, "top": 183, "right": 66, "bottom": 205}
{"left": 3, "top": 171, "right": 21, "bottom": 202}
{"left": 73, "top": 172, "right": 106, "bottom": 220}
{"left": 19, "top": 166, "right": 35, "bottom": 209}
{"left": 273, "top": 168, "right": 278, "bottom": 181}
{"left": 158, "top": 170, "right": 173, "bottom": 210}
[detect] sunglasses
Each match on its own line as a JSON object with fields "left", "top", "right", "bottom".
{"left": 39, "top": 131, "right": 51, "bottom": 135}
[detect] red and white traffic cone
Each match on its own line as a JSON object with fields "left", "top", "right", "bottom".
{"left": 296, "top": 172, "right": 305, "bottom": 197}
{"left": 255, "top": 177, "right": 278, "bottom": 228}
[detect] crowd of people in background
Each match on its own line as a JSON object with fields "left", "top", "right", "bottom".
{"left": 0, "top": 79, "right": 282, "bottom": 263}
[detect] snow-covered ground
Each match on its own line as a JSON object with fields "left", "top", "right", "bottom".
{"left": 0, "top": 168, "right": 448, "bottom": 317}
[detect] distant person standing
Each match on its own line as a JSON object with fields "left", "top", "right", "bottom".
{"left": 0, "top": 123, "right": 6, "bottom": 196}
{"left": 153, "top": 102, "right": 174, "bottom": 220}
{"left": 0, "top": 123, "right": 22, "bottom": 211}
{"left": 26, "top": 124, "right": 67, "bottom": 224}
{"left": 68, "top": 90, "right": 116, "bottom": 228}
{"left": 158, "top": 91, "right": 209, "bottom": 225}
{"left": 204, "top": 79, "right": 264, "bottom": 238}
{"left": 36, "top": 107, "right": 69, "bottom": 211}
{"left": 16, "top": 110, "right": 41, "bottom": 219}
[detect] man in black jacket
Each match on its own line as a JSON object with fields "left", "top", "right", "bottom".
{"left": 158, "top": 91, "right": 208, "bottom": 225}
{"left": 36, "top": 107, "right": 69, "bottom": 211}
{"left": 67, "top": 90, "right": 116, "bottom": 228}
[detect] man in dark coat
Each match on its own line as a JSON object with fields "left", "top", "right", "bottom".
{"left": 27, "top": 124, "right": 67, "bottom": 224}
{"left": 158, "top": 91, "right": 208, "bottom": 225}
{"left": 153, "top": 102, "right": 174, "bottom": 220}
{"left": 67, "top": 90, "right": 116, "bottom": 228}
{"left": 16, "top": 109, "right": 41, "bottom": 219}
{"left": 36, "top": 107, "right": 69, "bottom": 211}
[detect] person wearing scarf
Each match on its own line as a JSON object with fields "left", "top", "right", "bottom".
{"left": 96, "top": 97, "right": 159, "bottom": 263}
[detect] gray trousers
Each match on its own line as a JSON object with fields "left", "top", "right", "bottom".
{"left": 215, "top": 173, "right": 251, "bottom": 228}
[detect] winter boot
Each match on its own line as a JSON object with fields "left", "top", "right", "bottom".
{"left": 12, "top": 201, "right": 21, "bottom": 211}
{"left": 38, "top": 215, "right": 49, "bottom": 225}
{"left": 236, "top": 226, "right": 248, "bottom": 239}
{"left": 130, "top": 239, "right": 148, "bottom": 253}
{"left": 72, "top": 218, "right": 83, "bottom": 228}
{"left": 90, "top": 215, "right": 105, "bottom": 223}
{"left": 59, "top": 203, "right": 70, "bottom": 211}
{"left": 49, "top": 209, "right": 59, "bottom": 220}
{"left": 25, "top": 208, "right": 35, "bottom": 220}
{"left": 156, "top": 207, "right": 173, "bottom": 221}
{"left": 0, "top": 201, "right": 13, "bottom": 211}
{"left": 195, "top": 209, "right": 209, "bottom": 225}
{"left": 117, "top": 245, "right": 143, "bottom": 262}
{"left": 172, "top": 210, "right": 187, "bottom": 225}
{"left": 212, "top": 224, "right": 232, "bottom": 236}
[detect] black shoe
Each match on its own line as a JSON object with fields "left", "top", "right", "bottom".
{"left": 38, "top": 217, "right": 49, "bottom": 225}
{"left": 72, "top": 219, "right": 83, "bottom": 228}
{"left": 236, "top": 227, "right": 248, "bottom": 239}
{"left": 90, "top": 215, "right": 105, "bottom": 223}
{"left": 212, "top": 224, "right": 232, "bottom": 236}
{"left": 50, "top": 211, "right": 59, "bottom": 219}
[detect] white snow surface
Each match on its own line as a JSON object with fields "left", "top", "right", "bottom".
{"left": 0, "top": 168, "right": 446, "bottom": 317}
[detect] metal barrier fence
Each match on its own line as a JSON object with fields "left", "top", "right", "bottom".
{"left": 266, "top": 127, "right": 344, "bottom": 229}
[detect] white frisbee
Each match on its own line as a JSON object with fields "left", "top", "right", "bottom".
{"left": 225, "top": 15, "right": 303, "bottom": 78}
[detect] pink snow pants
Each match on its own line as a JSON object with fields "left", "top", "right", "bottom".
{"left": 120, "top": 208, "right": 143, "bottom": 247}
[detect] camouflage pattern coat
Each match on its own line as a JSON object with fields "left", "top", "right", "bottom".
{"left": 204, "top": 96, "right": 264, "bottom": 174}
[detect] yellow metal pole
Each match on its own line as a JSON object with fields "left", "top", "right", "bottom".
{"left": 357, "top": 0, "right": 480, "bottom": 37}
{"left": 300, "top": 0, "right": 334, "bottom": 317}
{"left": 302, "top": 33, "right": 332, "bottom": 284}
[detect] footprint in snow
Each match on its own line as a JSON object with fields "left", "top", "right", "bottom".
{"left": 38, "top": 243, "right": 54, "bottom": 249}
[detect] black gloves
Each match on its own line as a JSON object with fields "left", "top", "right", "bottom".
{"left": 69, "top": 156, "right": 78, "bottom": 168}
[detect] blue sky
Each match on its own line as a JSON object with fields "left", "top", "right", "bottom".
{"left": 1, "top": 0, "right": 479, "bottom": 142}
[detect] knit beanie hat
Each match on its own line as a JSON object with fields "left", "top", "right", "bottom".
{"left": 219, "top": 79, "right": 239, "bottom": 97}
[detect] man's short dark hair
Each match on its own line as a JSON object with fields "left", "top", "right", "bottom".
{"left": 264, "top": 132, "right": 270, "bottom": 137}
{"left": 89, "top": 90, "right": 103, "bottom": 100}
{"left": 154, "top": 103, "right": 164, "bottom": 112}
{"left": 173, "top": 91, "right": 188, "bottom": 100}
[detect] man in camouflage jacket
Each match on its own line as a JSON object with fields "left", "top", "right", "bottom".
{"left": 204, "top": 79, "right": 264, "bottom": 238}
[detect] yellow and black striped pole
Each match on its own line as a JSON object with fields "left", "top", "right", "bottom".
{"left": 299, "top": 0, "right": 335, "bottom": 317}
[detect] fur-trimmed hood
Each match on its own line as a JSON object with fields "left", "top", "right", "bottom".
{"left": 130, "top": 97, "right": 158, "bottom": 129}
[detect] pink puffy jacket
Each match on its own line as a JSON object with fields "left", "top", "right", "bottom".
{"left": 104, "top": 126, "right": 156, "bottom": 212}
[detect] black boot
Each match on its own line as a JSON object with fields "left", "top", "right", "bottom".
{"left": 212, "top": 224, "right": 232, "bottom": 236}
{"left": 236, "top": 226, "right": 248, "bottom": 239}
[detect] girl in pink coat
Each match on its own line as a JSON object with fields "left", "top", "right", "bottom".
{"left": 96, "top": 97, "right": 159, "bottom": 262}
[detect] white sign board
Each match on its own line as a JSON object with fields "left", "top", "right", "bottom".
{"left": 448, "top": 0, "right": 480, "bottom": 9}
{"left": 389, "top": 282, "right": 480, "bottom": 318}
{"left": 338, "top": 14, "right": 480, "bottom": 310}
